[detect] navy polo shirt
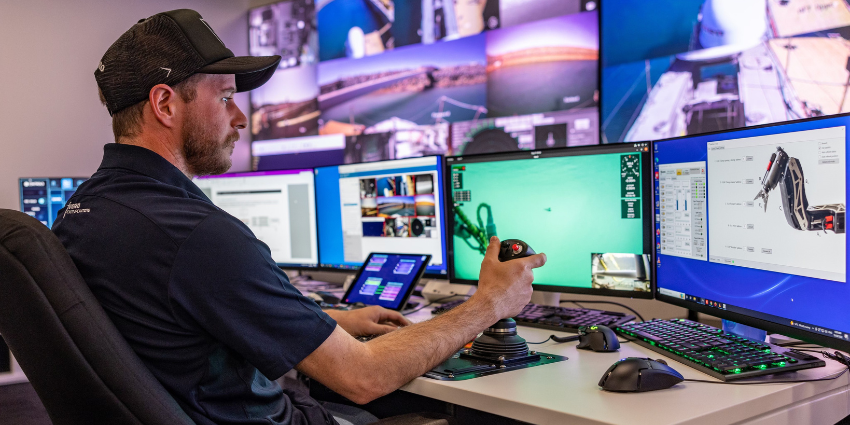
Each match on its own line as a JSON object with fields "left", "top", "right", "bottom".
{"left": 52, "top": 143, "right": 338, "bottom": 425}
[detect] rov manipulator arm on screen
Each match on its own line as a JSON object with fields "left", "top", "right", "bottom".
{"left": 454, "top": 203, "right": 496, "bottom": 254}
{"left": 753, "top": 146, "right": 845, "bottom": 233}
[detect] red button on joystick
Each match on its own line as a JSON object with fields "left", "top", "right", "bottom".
{"left": 511, "top": 244, "right": 520, "bottom": 254}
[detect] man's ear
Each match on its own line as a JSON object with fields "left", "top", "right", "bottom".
{"left": 148, "top": 84, "right": 179, "bottom": 128}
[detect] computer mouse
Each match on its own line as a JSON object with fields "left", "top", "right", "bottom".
{"left": 598, "top": 357, "right": 684, "bottom": 392}
{"left": 577, "top": 325, "right": 620, "bottom": 352}
{"left": 499, "top": 239, "right": 536, "bottom": 262}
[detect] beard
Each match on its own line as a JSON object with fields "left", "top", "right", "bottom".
{"left": 181, "top": 111, "right": 238, "bottom": 177}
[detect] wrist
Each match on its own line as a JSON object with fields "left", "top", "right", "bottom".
{"left": 464, "top": 293, "right": 501, "bottom": 325}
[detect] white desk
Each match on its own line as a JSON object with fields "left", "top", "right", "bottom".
{"left": 401, "top": 307, "right": 850, "bottom": 425}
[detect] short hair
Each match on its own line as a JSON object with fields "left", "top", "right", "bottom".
{"left": 98, "top": 73, "right": 204, "bottom": 142}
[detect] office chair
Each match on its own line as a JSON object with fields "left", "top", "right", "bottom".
{"left": 0, "top": 209, "right": 195, "bottom": 425}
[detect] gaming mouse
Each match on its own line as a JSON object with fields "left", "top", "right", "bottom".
{"left": 499, "top": 239, "right": 536, "bottom": 262}
{"left": 577, "top": 325, "right": 620, "bottom": 352}
{"left": 598, "top": 357, "right": 684, "bottom": 392}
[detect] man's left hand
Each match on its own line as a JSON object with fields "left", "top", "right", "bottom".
{"left": 326, "top": 306, "right": 412, "bottom": 336}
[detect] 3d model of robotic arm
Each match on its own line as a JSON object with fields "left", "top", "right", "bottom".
{"left": 754, "top": 146, "right": 845, "bottom": 234}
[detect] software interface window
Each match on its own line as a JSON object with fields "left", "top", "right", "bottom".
{"left": 195, "top": 170, "right": 319, "bottom": 267}
{"left": 707, "top": 127, "right": 846, "bottom": 282}
{"left": 19, "top": 178, "right": 87, "bottom": 227}
{"left": 449, "top": 146, "right": 650, "bottom": 292}
{"left": 657, "top": 162, "right": 707, "bottom": 260}
{"left": 316, "top": 156, "right": 447, "bottom": 274}
{"left": 654, "top": 117, "right": 850, "bottom": 341}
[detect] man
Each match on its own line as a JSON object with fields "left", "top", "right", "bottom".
{"left": 53, "top": 9, "right": 546, "bottom": 425}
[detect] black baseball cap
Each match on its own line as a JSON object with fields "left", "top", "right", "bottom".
{"left": 96, "top": 9, "right": 281, "bottom": 116}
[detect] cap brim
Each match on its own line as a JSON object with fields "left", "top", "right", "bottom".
{"left": 198, "top": 55, "right": 281, "bottom": 92}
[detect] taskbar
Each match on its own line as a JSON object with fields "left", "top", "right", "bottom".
{"left": 657, "top": 287, "right": 850, "bottom": 342}
{"left": 319, "top": 263, "right": 448, "bottom": 274}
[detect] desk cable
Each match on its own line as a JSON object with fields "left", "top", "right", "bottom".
{"left": 559, "top": 300, "right": 645, "bottom": 322}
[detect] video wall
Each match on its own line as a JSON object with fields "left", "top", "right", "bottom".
{"left": 601, "top": 0, "right": 850, "bottom": 144}
{"left": 249, "top": 0, "right": 600, "bottom": 170}
{"left": 250, "top": 0, "right": 850, "bottom": 167}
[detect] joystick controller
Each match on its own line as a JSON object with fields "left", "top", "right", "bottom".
{"left": 470, "top": 238, "right": 537, "bottom": 360}
{"left": 498, "top": 239, "right": 536, "bottom": 262}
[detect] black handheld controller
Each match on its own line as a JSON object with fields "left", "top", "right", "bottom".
{"left": 498, "top": 239, "right": 536, "bottom": 262}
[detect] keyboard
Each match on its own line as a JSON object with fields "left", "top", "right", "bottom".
{"left": 617, "top": 319, "right": 826, "bottom": 381}
{"left": 432, "top": 300, "right": 635, "bottom": 333}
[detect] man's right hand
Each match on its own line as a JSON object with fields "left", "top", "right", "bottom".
{"left": 474, "top": 236, "right": 547, "bottom": 319}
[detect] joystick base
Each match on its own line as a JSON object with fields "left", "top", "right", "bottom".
{"left": 424, "top": 350, "right": 567, "bottom": 381}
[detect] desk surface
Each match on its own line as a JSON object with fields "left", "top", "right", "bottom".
{"left": 400, "top": 307, "right": 850, "bottom": 425}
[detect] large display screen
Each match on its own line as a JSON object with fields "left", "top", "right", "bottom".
{"left": 602, "top": 0, "right": 850, "bottom": 144}
{"left": 446, "top": 143, "right": 654, "bottom": 297}
{"left": 19, "top": 177, "right": 87, "bottom": 228}
{"left": 195, "top": 169, "right": 319, "bottom": 268}
{"left": 315, "top": 156, "right": 448, "bottom": 275}
{"left": 250, "top": 0, "right": 600, "bottom": 170}
{"left": 654, "top": 114, "right": 850, "bottom": 349}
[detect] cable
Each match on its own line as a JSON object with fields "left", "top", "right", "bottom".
{"left": 402, "top": 294, "right": 470, "bottom": 316}
{"left": 560, "top": 300, "right": 646, "bottom": 322}
{"left": 526, "top": 335, "right": 633, "bottom": 345}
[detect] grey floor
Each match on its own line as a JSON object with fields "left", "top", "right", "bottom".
{"left": 0, "top": 382, "right": 50, "bottom": 425}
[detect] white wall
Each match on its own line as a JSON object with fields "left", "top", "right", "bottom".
{"left": 0, "top": 0, "right": 253, "bottom": 210}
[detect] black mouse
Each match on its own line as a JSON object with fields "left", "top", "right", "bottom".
{"left": 577, "top": 325, "right": 620, "bottom": 352}
{"left": 499, "top": 239, "right": 536, "bottom": 262}
{"left": 598, "top": 357, "right": 684, "bottom": 392}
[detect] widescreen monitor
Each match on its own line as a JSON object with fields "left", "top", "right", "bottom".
{"left": 314, "top": 156, "right": 448, "bottom": 276}
{"left": 653, "top": 114, "right": 850, "bottom": 352}
{"left": 601, "top": 0, "right": 850, "bottom": 144}
{"left": 19, "top": 177, "right": 87, "bottom": 227}
{"left": 195, "top": 169, "right": 319, "bottom": 268}
{"left": 250, "top": 0, "right": 600, "bottom": 170}
{"left": 446, "top": 143, "right": 654, "bottom": 298}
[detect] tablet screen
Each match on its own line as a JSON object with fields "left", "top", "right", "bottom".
{"left": 343, "top": 253, "right": 431, "bottom": 310}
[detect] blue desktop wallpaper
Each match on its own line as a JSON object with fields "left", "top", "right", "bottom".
{"left": 654, "top": 115, "right": 850, "bottom": 337}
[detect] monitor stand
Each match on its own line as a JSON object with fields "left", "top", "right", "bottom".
{"left": 530, "top": 291, "right": 560, "bottom": 307}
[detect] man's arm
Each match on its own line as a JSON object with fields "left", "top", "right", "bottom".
{"left": 295, "top": 236, "right": 546, "bottom": 404}
{"left": 324, "top": 306, "right": 411, "bottom": 336}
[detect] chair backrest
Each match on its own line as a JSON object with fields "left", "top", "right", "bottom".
{"left": 0, "top": 209, "right": 195, "bottom": 425}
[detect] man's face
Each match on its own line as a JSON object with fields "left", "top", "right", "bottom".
{"left": 180, "top": 74, "right": 247, "bottom": 176}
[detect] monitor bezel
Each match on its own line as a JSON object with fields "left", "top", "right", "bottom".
{"left": 195, "top": 168, "right": 322, "bottom": 270}
{"left": 651, "top": 112, "right": 850, "bottom": 353}
{"left": 444, "top": 143, "right": 655, "bottom": 299}
{"left": 314, "top": 155, "right": 452, "bottom": 278}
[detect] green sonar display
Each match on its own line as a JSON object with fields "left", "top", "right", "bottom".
{"left": 450, "top": 152, "right": 646, "bottom": 290}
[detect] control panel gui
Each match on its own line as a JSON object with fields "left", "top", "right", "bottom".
{"left": 657, "top": 162, "right": 707, "bottom": 260}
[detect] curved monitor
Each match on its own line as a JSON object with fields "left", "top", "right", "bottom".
{"left": 653, "top": 113, "right": 850, "bottom": 352}
{"left": 446, "top": 143, "right": 654, "bottom": 298}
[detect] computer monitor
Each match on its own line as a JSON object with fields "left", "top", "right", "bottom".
{"left": 19, "top": 177, "right": 87, "bottom": 227}
{"left": 601, "top": 0, "right": 850, "bottom": 144}
{"left": 653, "top": 114, "right": 850, "bottom": 352}
{"left": 446, "top": 143, "right": 654, "bottom": 298}
{"left": 314, "top": 156, "right": 448, "bottom": 277}
{"left": 194, "top": 169, "right": 319, "bottom": 268}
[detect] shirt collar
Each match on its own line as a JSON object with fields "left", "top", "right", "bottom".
{"left": 98, "top": 143, "right": 211, "bottom": 202}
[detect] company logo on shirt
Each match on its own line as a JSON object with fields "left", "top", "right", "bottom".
{"left": 63, "top": 203, "right": 91, "bottom": 217}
